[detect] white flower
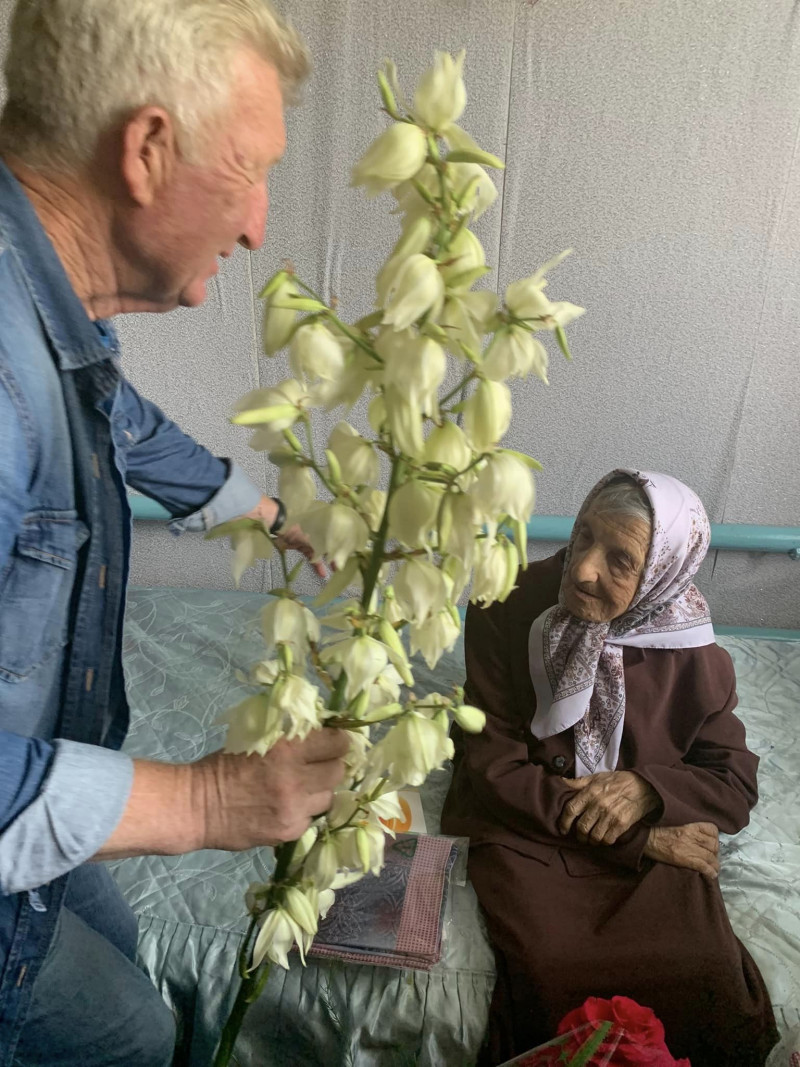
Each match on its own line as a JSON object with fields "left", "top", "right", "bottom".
{"left": 321, "top": 635, "right": 389, "bottom": 702}
{"left": 223, "top": 694, "right": 275, "bottom": 757}
{"left": 387, "top": 478, "right": 442, "bottom": 548}
{"left": 343, "top": 727, "right": 372, "bottom": 782}
{"left": 366, "top": 789, "right": 405, "bottom": 825}
{"left": 299, "top": 502, "right": 370, "bottom": 570}
{"left": 468, "top": 452, "right": 535, "bottom": 523}
{"left": 442, "top": 551, "right": 472, "bottom": 603}
{"left": 441, "top": 289, "right": 497, "bottom": 357}
{"left": 368, "top": 662, "right": 404, "bottom": 708}
{"left": 394, "top": 558, "right": 448, "bottom": 624}
{"left": 409, "top": 608, "right": 461, "bottom": 669}
{"left": 504, "top": 252, "right": 585, "bottom": 329}
{"left": 381, "top": 333, "right": 446, "bottom": 418}
{"left": 314, "top": 348, "right": 378, "bottom": 412}
{"left": 262, "top": 597, "right": 320, "bottom": 655}
{"left": 357, "top": 487, "right": 387, "bottom": 532}
{"left": 228, "top": 526, "right": 274, "bottom": 587}
{"left": 284, "top": 886, "right": 320, "bottom": 936}
{"left": 317, "top": 889, "right": 335, "bottom": 921}
{"left": 305, "top": 835, "right": 339, "bottom": 891}
{"left": 423, "top": 421, "right": 473, "bottom": 471}
{"left": 355, "top": 822, "right": 386, "bottom": 875}
{"left": 381, "top": 586, "right": 405, "bottom": 627}
{"left": 279, "top": 463, "right": 317, "bottom": 521}
{"left": 289, "top": 323, "right": 346, "bottom": 383}
{"left": 440, "top": 228, "right": 485, "bottom": 287}
{"left": 367, "top": 713, "right": 454, "bottom": 787}
{"left": 414, "top": 50, "right": 466, "bottom": 132}
{"left": 381, "top": 255, "right": 445, "bottom": 331}
{"left": 471, "top": 537, "right": 519, "bottom": 607}
{"left": 327, "top": 422, "right": 380, "bottom": 487}
{"left": 252, "top": 907, "right": 302, "bottom": 970}
{"left": 453, "top": 704, "right": 486, "bottom": 733}
{"left": 482, "top": 326, "right": 549, "bottom": 382}
{"left": 270, "top": 674, "right": 323, "bottom": 741}
{"left": 391, "top": 163, "right": 438, "bottom": 224}
{"left": 384, "top": 387, "right": 424, "bottom": 458}
{"left": 263, "top": 275, "right": 300, "bottom": 356}
{"left": 439, "top": 493, "right": 478, "bottom": 561}
{"left": 233, "top": 379, "right": 311, "bottom": 441}
{"left": 326, "top": 789, "right": 362, "bottom": 828}
{"left": 351, "top": 123, "right": 428, "bottom": 197}
{"left": 461, "top": 378, "right": 512, "bottom": 451}
{"left": 250, "top": 659, "right": 280, "bottom": 686}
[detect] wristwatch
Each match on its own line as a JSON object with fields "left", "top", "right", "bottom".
{"left": 268, "top": 497, "right": 287, "bottom": 535}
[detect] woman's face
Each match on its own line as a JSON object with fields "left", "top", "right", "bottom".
{"left": 561, "top": 505, "right": 651, "bottom": 623}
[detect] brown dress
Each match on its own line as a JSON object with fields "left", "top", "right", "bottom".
{"left": 441, "top": 551, "right": 778, "bottom": 1067}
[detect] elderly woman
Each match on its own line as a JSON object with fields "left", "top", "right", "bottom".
{"left": 441, "top": 469, "right": 778, "bottom": 1067}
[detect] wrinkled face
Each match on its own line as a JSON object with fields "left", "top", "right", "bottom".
{"left": 561, "top": 505, "right": 651, "bottom": 623}
{"left": 121, "top": 49, "right": 286, "bottom": 310}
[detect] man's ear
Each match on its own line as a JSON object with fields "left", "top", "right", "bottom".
{"left": 120, "top": 107, "right": 177, "bottom": 207}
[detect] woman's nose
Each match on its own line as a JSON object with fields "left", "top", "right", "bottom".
{"left": 573, "top": 547, "right": 602, "bottom": 585}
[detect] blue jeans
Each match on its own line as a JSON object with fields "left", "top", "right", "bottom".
{"left": 12, "top": 865, "right": 175, "bottom": 1066}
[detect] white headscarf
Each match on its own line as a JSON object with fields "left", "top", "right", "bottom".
{"left": 529, "top": 469, "right": 714, "bottom": 777}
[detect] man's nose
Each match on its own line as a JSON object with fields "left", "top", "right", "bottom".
{"left": 238, "top": 182, "right": 269, "bottom": 252}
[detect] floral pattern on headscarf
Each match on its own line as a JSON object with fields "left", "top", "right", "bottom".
{"left": 529, "top": 469, "right": 714, "bottom": 776}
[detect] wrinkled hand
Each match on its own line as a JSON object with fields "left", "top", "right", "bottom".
{"left": 193, "top": 729, "right": 350, "bottom": 851}
{"left": 559, "top": 770, "right": 660, "bottom": 844}
{"left": 643, "top": 822, "right": 720, "bottom": 879}
{"left": 246, "top": 496, "right": 326, "bottom": 579}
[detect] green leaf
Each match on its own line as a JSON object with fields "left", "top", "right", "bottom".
{"left": 231, "top": 403, "right": 298, "bottom": 427}
{"left": 286, "top": 559, "right": 305, "bottom": 585}
{"left": 566, "top": 1021, "right": 612, "bottom": 1067}
{"left": 283, "top": 295, "right": 329, "bottom": 312}
{"left": 313, "top": 557, "right": 360, "bottom": 607}
{"left": 411, "top": 178, "right": 437, "bottom": 205}
{"left": 258, "top": 269, "right": 290, "bottom": 300}
{"left": 325, "top": 448, "right": 343, "bottom": 485}
{"left": 445, "top": 148, "right": 505, "bottom": 170}
{"left": 555, "top": 324, "right": 573, "bottom": 362}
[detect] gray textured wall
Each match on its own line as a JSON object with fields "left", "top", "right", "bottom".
{"left": 1, "top": 1, "right": 798, "bottom": 625}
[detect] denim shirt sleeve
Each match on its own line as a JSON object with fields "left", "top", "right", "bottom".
{"left": 0, "top": 739, "right": 134, "bottom": 895}
{"left": 118, "top": 378, "right": 262, "bottom": 531}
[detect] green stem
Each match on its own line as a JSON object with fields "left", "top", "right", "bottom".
{"left": 291, "top": 277, "right": 383, "bottom": 365}
{"left": 361, "top": 457, "right": 401, "bottom": 612}
{"left": 440, "top": 370, "right": 477, "bottom": 408}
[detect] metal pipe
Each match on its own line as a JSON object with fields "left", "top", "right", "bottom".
{"left": 128, "top": 495, "right": 800, "bottom": 559}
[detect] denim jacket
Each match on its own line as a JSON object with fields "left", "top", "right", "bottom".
{"left": 0, "top": 158, "right": 261, "bottom": 1057}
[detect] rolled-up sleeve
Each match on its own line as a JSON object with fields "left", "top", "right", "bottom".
{"left": 0, "top": 740, "right": 134, "bottom": 894}
{"left": 118, "top": 378, "right": 262, "bottom": 530}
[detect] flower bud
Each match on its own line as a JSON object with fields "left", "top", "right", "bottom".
{"left": 453, "top": 704, "right": 486, "bottom": 733}
{"left": 439, "top": 228, "right": 486, "bottom": 288}
{"left": 284, "top": 886, "right": 319, "bottom": 936}
{"left": 299, "top": 502, "right": 370, "bottom": 571}
{"left": 381, "top": 254, "right": 445, "bottom": 331}
{"left": 414, "top": 50, "right": 467, "bottom": 133}
{"left": 351, "top": 123, "right": 428, "bottom": 197}
{"left": 461, "top": 379, "right": 512, "bottom": 451}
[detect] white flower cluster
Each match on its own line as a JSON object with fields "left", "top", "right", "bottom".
{"left": 217, "top": 51, "right": 583, "bottom": 978}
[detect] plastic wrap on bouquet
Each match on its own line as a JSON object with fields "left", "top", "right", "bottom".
{"left": 498, "top": 1021, "right": 621, "bottom": 1066}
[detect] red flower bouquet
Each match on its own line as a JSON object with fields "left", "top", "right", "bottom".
{"left": 498, "top": 996, "right": 690, "bottom": 1066}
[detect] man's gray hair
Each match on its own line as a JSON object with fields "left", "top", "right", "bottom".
{"left": 0, "top": 0, "right": 310, "bottom": 171}
{"left": 591, "top": 475, "right": 653, "bottom": 529}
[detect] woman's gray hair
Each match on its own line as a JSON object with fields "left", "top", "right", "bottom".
{"left": 590, "top": 475, "right": 653, "bottom": 530}
{"left": 0, "top": 0, "right": 310, "bottom": 172}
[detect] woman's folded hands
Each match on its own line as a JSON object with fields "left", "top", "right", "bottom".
{"left": 558, "top": 770, "right": 661, "bottom": 845}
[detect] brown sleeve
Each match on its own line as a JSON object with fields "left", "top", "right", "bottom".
{"left": 635, "top": 665, "right": 759, "bottom": 834}
{"left": 459, "top": 594, "right": 650, "bottom": 870}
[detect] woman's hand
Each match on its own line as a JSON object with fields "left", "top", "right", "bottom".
{"left": 643, "top": 822, "right": 720, "bottom": 879}
{"left": 245, "top": 497, "right": 327, "bottom": 579}
{"left": 559, "top": 770, "right": 660, "bottom": 844}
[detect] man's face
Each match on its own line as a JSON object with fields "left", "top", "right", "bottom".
{"left": 560, "top": 506, "right": 650, "bottom": 623}
{"left": 124, "top": 49, "right": 286, "bottom": 310}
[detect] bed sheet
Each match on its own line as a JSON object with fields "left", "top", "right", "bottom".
{"left": 109, "top": 588, "right": 800, "bottom": 1065}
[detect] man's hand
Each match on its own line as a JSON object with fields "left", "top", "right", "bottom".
{"left": 559, "top": 770, "right": 660, "bottom": 844}
{"left": 246, "top": 496, "right": 326, "bottom": 579}
{"left": 643, "top": 822, "right": 720, "bottom": 879}
{"left": 95, "top": 728, "right": 349, "bottom": 860}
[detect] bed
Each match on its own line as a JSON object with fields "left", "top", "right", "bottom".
{"left": 107, "top": 581, "right": 800, "bottom": 1066}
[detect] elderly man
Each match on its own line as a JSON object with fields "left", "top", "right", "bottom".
{"left": 0, "top": 2, "right": 347, "bottom": 1064}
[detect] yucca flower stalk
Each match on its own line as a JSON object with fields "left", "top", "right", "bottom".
{"left": 211, "top": 50, "right": 583, "bottom": 1066}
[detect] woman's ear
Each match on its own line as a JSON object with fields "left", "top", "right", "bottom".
{"left": 120, "top": 106, "right": 178, "bottom": 207}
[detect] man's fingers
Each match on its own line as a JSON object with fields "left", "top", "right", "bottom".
{"left": 296, "top": 728, "right": 351, "bottom": 763}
